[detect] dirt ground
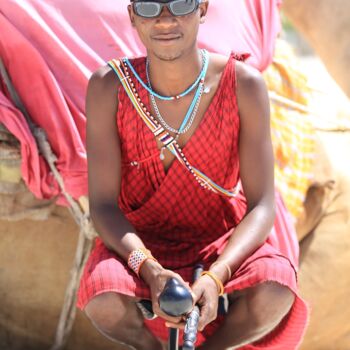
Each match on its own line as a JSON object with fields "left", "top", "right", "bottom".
{"left": 0, "top": 206, "right": 126, "bottom": 350}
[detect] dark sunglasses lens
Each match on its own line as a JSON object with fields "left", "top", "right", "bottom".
{"left": 170, "top": 0, "right": 197, "bottom": 16}
{"left": 134, "top": 2, "right": 160, "bottom": 18}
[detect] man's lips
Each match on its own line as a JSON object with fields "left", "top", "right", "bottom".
{"left": 152, "top": 33, "right": 182, "bottom": 41}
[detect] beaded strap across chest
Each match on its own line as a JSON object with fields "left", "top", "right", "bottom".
{"left": 108, "top": 58, "right": 240, "bottom": 198}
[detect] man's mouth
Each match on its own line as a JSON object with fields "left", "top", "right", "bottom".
{"left": 152, "top": 33, "right": 182, "bottom": 41}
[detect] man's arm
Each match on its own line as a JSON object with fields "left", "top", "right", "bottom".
{"left": 210, "top": 61, "right": 275, "bottom": 282}
{"left": 169, "top": 61, "right": 276, "bottom": 332}
{"left": 86, "top": 66, "right": 161, "bottom": 281}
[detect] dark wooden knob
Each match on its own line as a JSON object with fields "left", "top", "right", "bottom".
{"left": 159, "top": 278, "right": 193, "bottom": 317}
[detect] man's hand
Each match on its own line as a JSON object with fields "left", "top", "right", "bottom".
{"left": 164, "top": 274, "right": 219, "bottom": 331}
{"left": 140, "top": 260, "right": 193, "bottom": 325}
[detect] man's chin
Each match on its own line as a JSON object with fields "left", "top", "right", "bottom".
{"left": 152, "top": 49, "right": 183, "bottom": 62}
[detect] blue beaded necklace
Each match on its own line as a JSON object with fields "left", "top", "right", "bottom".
{"left": 123, "top": 49, "right": 208, "bottom": 101}
{"left": 147, "top": 51, "right": 209, "bottom": 134}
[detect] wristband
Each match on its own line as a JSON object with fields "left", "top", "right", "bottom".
{"left": 200, "top": 271, "right": 225, "bottom": 296}
{"left": 127, "top": 248, "right": 157, "bottom": 277}
{"left": 210, "top": 261, "right": 232, "bottom": 282}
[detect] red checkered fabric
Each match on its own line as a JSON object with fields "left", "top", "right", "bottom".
{"left": 77, "top": 54, "right": 308, "bottom": 349}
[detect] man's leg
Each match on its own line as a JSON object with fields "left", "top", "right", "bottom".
{"left": 199, "top": 281, "right": 295, "bottom": 350}
{"left": 84, "top": 292, "right": 165, "bottom": 350}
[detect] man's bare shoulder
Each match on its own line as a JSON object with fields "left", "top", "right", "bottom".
{"left": 235, "top": 60, "right": 267, "bottom": 99}
{"left": 87, "top": 64, "right": 120, "bottom": 101}
{"left": 207, "top": 52, "right": 230, "bottom": 81}
{"left": 234, "top": 60, "right": 270, "bottom": 126}
{"left": 86, "top": 65, "right": 121, "bottom": 123}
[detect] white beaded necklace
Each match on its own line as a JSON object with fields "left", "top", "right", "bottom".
{"left": 146, "top": 51, "right": 209, "bottom": 136}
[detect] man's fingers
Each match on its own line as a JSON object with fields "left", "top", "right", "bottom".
{"left": 165, "top": 321, "right": 186, "bottom": 329}
{"left": 160, "top": 313, "right": 183, "bottom": 324}
{"left": 198, "top": 302, "right": 215, "bottom": 331}
{"left": 191, "top": 290, "right": 201, "bottom": 306}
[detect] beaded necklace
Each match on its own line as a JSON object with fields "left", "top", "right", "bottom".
{"left": 124, "top": 49, "right": 208, "bottom": 101}
{"left": 152, "top": 85, "right": 204, "bottom": 160}
{"left": 107, "top": 58, "right": 240, "bottom": 198}
{"left": 149, "top": 86, "right": 204, "bottom": 135}
{"left": 147, "top": 50, "right": 209, "bottom": 136}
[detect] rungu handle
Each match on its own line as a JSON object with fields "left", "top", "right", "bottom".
{"left": 159, "top": 277, "right": 193, "bottom": 350}
{"left": 182, "top": 264, "right": 204, "bottom": 350}
{"left": 182, "top": 305, "right": 200, "bottom": 350}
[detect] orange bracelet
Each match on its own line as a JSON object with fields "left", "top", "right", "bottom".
{"left": 210, "top": 261, "right": 232, "bottom": 282}
{"left": 127, "top": 248, "right": 157, "bottom": 277}
{"left": 200, "top": 271, "right": 225, "bottom": 296}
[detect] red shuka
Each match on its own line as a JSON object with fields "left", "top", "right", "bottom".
{"left": 77, "top": 54, "right": 308, "bottom": 349}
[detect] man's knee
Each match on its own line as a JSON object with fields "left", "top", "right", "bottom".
{"left": 84, "top": 293, "right": 162, "bottom": 350}
{"left": 247, "top": 282, "right": 295, "bottom": 332}
{"left": 84, "top": 292, "right": 135, "bottom": 333}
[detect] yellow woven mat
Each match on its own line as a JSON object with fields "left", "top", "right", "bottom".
{"left": 264, "top": 41, "right": 316, "bottom": 221}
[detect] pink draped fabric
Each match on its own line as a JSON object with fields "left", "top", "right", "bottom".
{"left": 0, "top": 0, "right": 281, "bottom": 203}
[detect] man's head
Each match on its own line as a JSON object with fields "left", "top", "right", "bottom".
{"left": 128, "top": 0, "right": 208, "bottom": 61}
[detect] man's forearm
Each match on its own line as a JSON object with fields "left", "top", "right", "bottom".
{"left": 91, "top": 203, "right": 145, "bottom": 261}
{"left": 210, "top": 204, "right": 275, "bottom": 283}
{"left": 90, "top": 202, "right": 164, "bottom": 282}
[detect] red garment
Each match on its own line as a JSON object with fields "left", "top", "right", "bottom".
{"left": 77, "top": 55, "right": 308, "bottom": 349}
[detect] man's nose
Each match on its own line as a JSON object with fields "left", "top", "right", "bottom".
{"left": 158, "top": 4, "right": 173, "bottom": 18}
{"left": 155, "top": 4, "right": 177, "bottom": 26}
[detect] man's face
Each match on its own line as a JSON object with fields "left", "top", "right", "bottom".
{"left": 128, "top": 0, "right": 208, "bottom": 61}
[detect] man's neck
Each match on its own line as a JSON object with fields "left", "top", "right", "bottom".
{"left": 146, "top": 49, "right": 203, "bottom": 97}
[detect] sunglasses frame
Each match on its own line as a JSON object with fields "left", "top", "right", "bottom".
{"left": 132, "top": 0, "right": 204, "bottom": 18}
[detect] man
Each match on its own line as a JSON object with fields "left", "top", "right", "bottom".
{"left": 77, "top": 1, "right": 308, "bottom": 349}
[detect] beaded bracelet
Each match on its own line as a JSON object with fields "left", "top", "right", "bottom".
{"left": 210, "top": 261, "right": 232, "bottom": 282}
{"left": 127, "top": 248, "right": 157, "bottom": 277}
{"left": 200, "top": 271, "right": 225, "bottom": 296}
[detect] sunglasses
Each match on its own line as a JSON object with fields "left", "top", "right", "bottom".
{"left": 132, "top": 0, "right": 204, "bottom": 18}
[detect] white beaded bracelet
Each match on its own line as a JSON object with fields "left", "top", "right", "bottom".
{"left": 127, "top": 248, "right": 157, "bottom": 277}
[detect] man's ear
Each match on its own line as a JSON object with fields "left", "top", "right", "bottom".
{"left": 127, "top": 4, "right": 136, "bottom": 27}
{"left": 199, "top": 1, "right": 209, "bottom": 23}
